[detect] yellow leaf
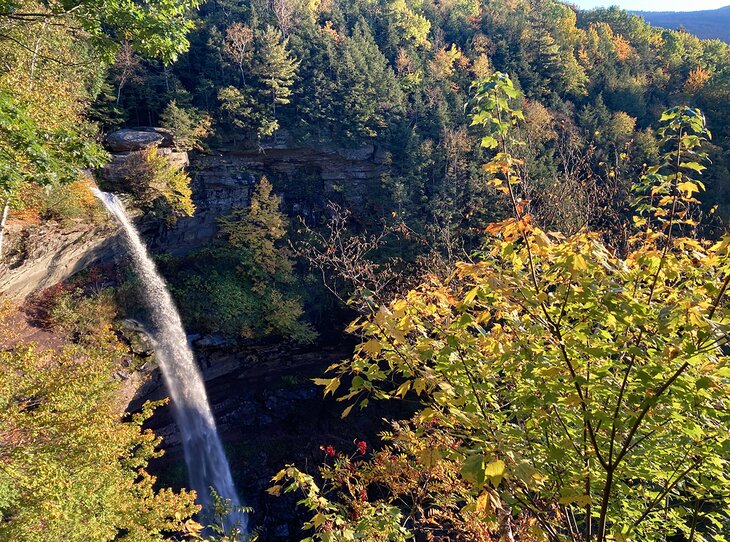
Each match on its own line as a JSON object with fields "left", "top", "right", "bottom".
{"left": 677, "top": 181, "right": 699, "bottom": 196}
{"left": 417, "top": 447, "right": 443, "bottom": 468}
{"left": 313, "top": 377, "right": 341, "bottom": 396}
{"left": 475, "top": 491, "right": 492, "bottom": 514}
{"left": 485, "top": 459, "right": 506, "bottom": 487}
{"left": 396, "top": 380, "right": 411, "bottom": 398}
{"left": 361, "top": 339, "right": 382, "bottom": 356}
{"left": 463, "top": 286, "right": 480, "bottom": 305}
{"left": 484, "top": 459, "right": 505, "bottom": 477}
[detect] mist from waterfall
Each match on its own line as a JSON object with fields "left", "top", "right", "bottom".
{"left": 94, "top": 189, "right": 246, "bottom": 533}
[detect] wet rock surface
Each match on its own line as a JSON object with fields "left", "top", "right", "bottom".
{"left": 117, "top": 318, "right": 156, "bottom": 358}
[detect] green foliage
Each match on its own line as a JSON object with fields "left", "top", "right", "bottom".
{"left": 160, "top": 100, "right": 212, "bottom": 151}
{"left": 271, "top": 423, "right": 516, "bottom": 541}
{"left": 0, "top": 0, "right": 200, "bottom": 259}
{"left": 35, "top": 178, "right": 106, "bottom": 224}
{"left": 253, "top": 25, "right": 299, "bottom": 128}
{"left": 0, "top": 343, "right": 201, "bottom": 541}
{"left": 214, "top": 25, "right": 298, "bottom": 143}
{"left": 217, "top": 85, "right": 260, "bottom": 143}
{"left": 0, "top": 91, "right": 107, "bottom": 202}
{"left": 387, "top": 0, "right": 431, "bottom": 47}
{"left": 335, "top": 23, "right": 405, "bottom": 143}
{"left": 0, "top": 0, "right": 202, "bottom": 63}
{"left": 115, "top": 146, "right": 195, "bottom": 220}
{"left": 41, "top": 287, "right": 124, "bottom": 350}
{"left": 468, "top": 72, "right": 524, "bottom": 150}
{"left": 219, "top": 177, "right": 291, "bottom": 277}
{"left": 11, "top": 177, "right": 106, "bottom": 227}
{"left": 632, "top": 106, "right": 710, "bottom": 232}
{"left": 286, "top": 77, "right": 730, "bottom": 542}
{"left": 201, "top": 489, "right": 256, "bottom": 542}
{"left": 149, "top": 149, "right": 196, "bottom": 219}
{"left": 168, "top": 177, "right": 316, "bottom": 344}
{"left": 271, "top": 462, "right": 412, "bottom": 542}
{"left": 90, "top": 0, "right": 730, "bottom": 246}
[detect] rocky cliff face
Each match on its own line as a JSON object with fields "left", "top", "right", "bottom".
{"left": 0, "top": 129, "right": 383, "bottom": 298}
{"left": 0, "top": 221, "right": 119, "bottom": 300}
{"left": 144, "top": 144, "right": 386, "bottom": 255}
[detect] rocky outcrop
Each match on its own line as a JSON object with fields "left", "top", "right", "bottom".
{"left": 105, "top": 127, "right": 175, "bottom": 152}
{"left": 0, "top": 221, "right": 119, "bottom": 300}
{"left": 199, "top": 145, "right": 386, "bottom": 207}
{"left": 102, "top": 147, "right": 190, "bottom": 195}
{"left": 141, "top": 160, "right": 254, "bottom": 255}
{"left": 102, "top": 126, "right": 189, "bottom": 195}
{"left": 141, "top": 144, "right": 385, "bottom": 255}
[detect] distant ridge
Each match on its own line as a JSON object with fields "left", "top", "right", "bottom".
{"left": 630, "top": 5, "right": 730, "bottom": 43}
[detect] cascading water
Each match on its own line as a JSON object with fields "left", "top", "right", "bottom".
{"left": 94, "top": 189, "right": 246, "bottom": 533}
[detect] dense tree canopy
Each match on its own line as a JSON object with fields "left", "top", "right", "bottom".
{"left": 94, "top": 0, "right": 730, "bottom": 255}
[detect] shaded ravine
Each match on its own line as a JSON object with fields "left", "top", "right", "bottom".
{"left": 94, "top": 189, "right": 246, "bottom": 532}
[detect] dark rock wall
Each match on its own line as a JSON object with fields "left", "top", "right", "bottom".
{"left": 141, "top": 144, "right": 385, "bottom": 256}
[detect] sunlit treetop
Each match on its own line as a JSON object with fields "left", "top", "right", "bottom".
{"left": 0, "top": 0, "right": 201, "bottom": 63}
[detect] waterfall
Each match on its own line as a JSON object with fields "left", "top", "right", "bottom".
{"left": 94, "top": 189, "right": 246, "bottom": 533}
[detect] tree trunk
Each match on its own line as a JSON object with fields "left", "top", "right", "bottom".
{"left": 0, "top": 199, "right": 10, "bottom": 263}
{"left": 29, "top": 20, "right": 49, "bottom": 90}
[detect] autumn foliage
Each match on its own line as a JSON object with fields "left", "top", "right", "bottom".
{"left": 274, "top": 75, "right": 730, "bottom": 542}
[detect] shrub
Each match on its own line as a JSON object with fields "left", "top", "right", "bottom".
{"left": 47, "top": 288, "right": 120, "bottom": 348}
{"left": 14, "top": 177, "right": 104, "bottom": 226}
{"left": 115, "top": 145, "right": 195, "bottom": 221}
{"left": 276, "top": 76, "right": 730, "bottom": 542}
{"left": 0, "top": 344, "right": 201, "bottom": 541}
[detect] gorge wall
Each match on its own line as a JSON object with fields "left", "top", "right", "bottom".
{"left": 0, "top": 130, "right": 384, "bottom": 299}
{"left": 0, "top": 220, "right": 119, "bottom": 300}
{"left": 144, "top": 142, "right": 386, "bottom": 255}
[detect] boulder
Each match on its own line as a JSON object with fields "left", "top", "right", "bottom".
{"left": 118, "top": 319, "right": 155, "bottom": 357}
{"left": 105, "top": 128, "right": 175, "bottom": 152}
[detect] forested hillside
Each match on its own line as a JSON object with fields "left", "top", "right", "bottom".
{"left": 3, "top": 0, "right": 730, "bottom": 265}
{"left": 2, "top": 0, "right": 730, "bottom": 541}
{"left": 632, "top": 5, "right": 730, "bottom": 43}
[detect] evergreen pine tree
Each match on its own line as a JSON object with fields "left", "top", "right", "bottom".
{"left": 252, "top": 25, "right": 299, "bottom": 133}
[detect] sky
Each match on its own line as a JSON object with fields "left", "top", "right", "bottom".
{"left": 572, "top": 0, "right": 728, "bottom": 11}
